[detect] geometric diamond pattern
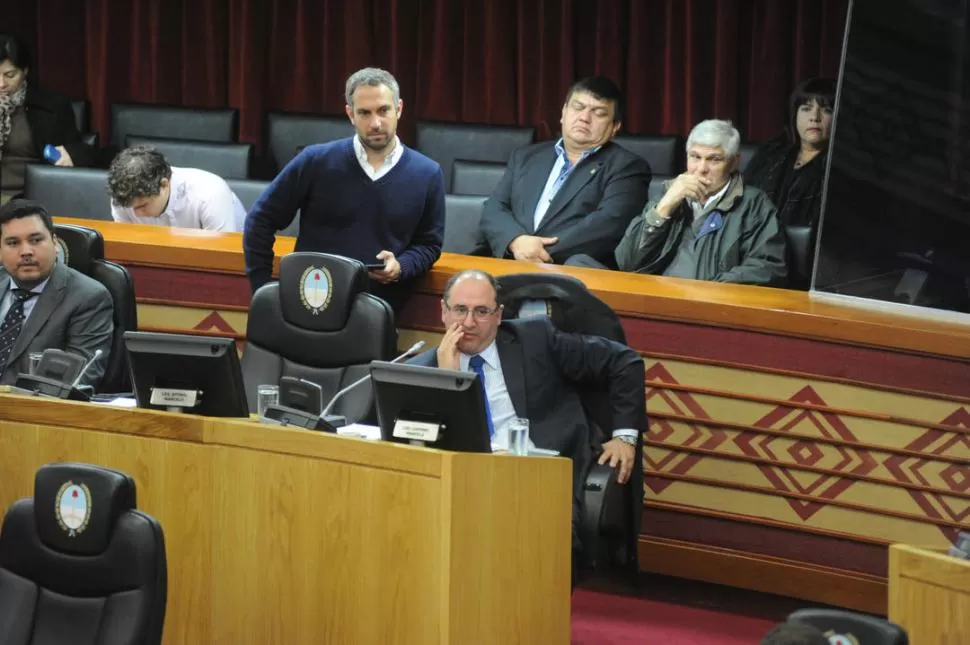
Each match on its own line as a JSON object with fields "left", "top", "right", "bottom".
{"left": 192, "top": 311, "right": 238, "bottom": 334}
{"left": 884, "top": 407, "right": 970, "bottom": 541}
{"left": 735, "top": 385, "right": 877, "bottom": 521}
{"left": 643, "top": 364, "right": 727, "bottom": 494}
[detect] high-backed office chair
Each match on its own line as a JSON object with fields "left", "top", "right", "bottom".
{"left": 648, "top": 175, "right": 672, "bottom": 205}
{"left": 265, "top": 112, "right": 352, "bottom": 175}
{"left": 786, "top": 225, "right": 815, "bottom": 290}
{"left": 24, "top": 166, "right": 112, "bottom": 221}
{"left": 495, "top": 273, "right": 644, "bottom": 579}
{"left": 0, "top": 462, "right": 167, "bottom": 645}
{"left": 788, "top": 609, "right": 908, "bottom": 645}
{"left": 613, "top": 134, "right": 684, "bottom": 176}
{"left": 224, "top": 178, "right": 301, "bottom": 237}
{"left": 451, "top": 159, "right": 507, "bottom": 196}
{"left": 738, "top": 141, "right": 761, "bottom": 172}
{"left": 443, "top": 194, "right": 488, "bottom": 255}
{"left": 125, "top": 136, "right": 253, "bottom": 179}
{"left": 241, "top": 253, "right": 397, "bottom": 419}
{"left": 415, "top": 120, "right": 535, "bottom": 191}
{"left": 54, "top": 224, "right": 138, "bottom": 393}
{"left": 110, "top": 103, "right": 238, "bottom": 149}
{"left": 70, "top": 100, "right": 90, "bottom": 133}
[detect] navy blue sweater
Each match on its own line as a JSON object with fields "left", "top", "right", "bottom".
{"left": 243, "top": 138, "right": 445, "bottom": 291}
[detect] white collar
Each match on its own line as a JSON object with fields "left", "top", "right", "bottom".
{"left": 353, "top": 135, "right": 403, "bottom": 169}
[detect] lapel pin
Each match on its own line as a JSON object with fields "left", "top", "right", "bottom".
{"left": 590, "top": 168, "right": 598, "bottom": 175}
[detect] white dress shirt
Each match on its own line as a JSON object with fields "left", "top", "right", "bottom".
{"left": 0, "top": 276, "right": 50, "bottom": 323}
{"left": 111, "top": 167, "right": 247, "bottom": 232}
{"left": 532, "top": 139, "right": 600, "bottom": 230}
{"left": 353, "top": 135, "right": 404, "bottom": 181}
{"left": 688, "top": 180, "right": 731, "bottom": 221}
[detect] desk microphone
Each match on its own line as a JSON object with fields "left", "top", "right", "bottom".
{"left": 319, "top": 341, "right": 426, "bottom": 424}
{"left": 70, "top": 349, "right": 103, "bottom": 389}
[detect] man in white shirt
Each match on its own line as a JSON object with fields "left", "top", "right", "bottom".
{"left": 107, "top": 145, "right": 246, "bottom": 231}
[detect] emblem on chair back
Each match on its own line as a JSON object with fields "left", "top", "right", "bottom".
{"left": 300, "top": 265, "right": 333, "bottom": 315}
{"left": 825, "top": 634, "right": 859, "bottom": 645}
{"left": 55, "top": 237, "right": 71, "bottom": 265}
{"left": 55, "top": 481, "right": 92, "bottom": 537}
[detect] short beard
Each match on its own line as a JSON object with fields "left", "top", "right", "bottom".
{"left": 360, "top": 132, "right": 394, "bottom": 153}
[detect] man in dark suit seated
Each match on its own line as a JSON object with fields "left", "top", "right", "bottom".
{"left": 0, "top": 199, "right": 113, "bottom": 388}
{"left": 409, "top": 269, "right": 645, "bottom": 584}
{"left": 479, "top": 76, "right": 650, "bottom": 267}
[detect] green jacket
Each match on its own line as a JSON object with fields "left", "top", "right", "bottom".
{"left": 614, "top": 173, "right": 789, "bottom": 287}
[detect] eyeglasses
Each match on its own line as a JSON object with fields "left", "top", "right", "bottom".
{"left": 445, "top": 302, "right": 500, "bottom": 321}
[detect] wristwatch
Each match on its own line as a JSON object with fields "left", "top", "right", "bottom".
{"left": 616, "top": 435, "right": 637, "bottom": 446}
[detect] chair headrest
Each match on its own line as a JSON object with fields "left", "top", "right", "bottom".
{"left": 277, "top": 253, "right": 369, "bottom": 331}
{"left": 53, "top": 224, "right": 105, "bottom": 275}
{"left": 33, "top": 462, "right": 136, "bottom": 556}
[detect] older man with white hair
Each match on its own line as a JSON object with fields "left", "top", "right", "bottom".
{"left": 612, "top": 119, "right": 787, "bottom": 286}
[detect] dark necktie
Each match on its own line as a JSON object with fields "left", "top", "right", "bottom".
{"left": 0, "top": 289, "right": 38, "bottom": 378}
{"left": 468, "top": 354, "right": 494, "bottom": 437}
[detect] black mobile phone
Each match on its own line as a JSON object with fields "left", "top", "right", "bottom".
{"left": 363, "top": 262, "right": 386, "bottom": 270}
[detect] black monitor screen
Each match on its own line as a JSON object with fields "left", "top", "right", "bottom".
{"left": 371, "top": 361, "right": 491, "bottom": 453}
{"left": 124, "top": 331, "right": 250, "bottom": 418}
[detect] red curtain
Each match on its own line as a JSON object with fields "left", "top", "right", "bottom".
{"left": 9, "top": 0, "right": 848, "bottom": 151}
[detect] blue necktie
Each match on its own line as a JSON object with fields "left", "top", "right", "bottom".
{"left": 0, "top": 289, "right": 37, "bottom": 379}
{"left": 468, "top": 354, "right": 494, "bottom": 437}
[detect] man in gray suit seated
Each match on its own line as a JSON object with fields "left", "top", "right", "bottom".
{"left": 0, "top": 199, "right": 113, "bottom": 388}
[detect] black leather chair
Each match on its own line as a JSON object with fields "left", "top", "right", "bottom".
{"left": 451, "top": 159, "right": 506, "bottom": 196}
{"left": 738, "top": 141, "right": 760, "bottom": 172}
{"left": 0, "top": 462, "right": 167, "bottom": 645}
{"left": 224, "top": 179, "right": 301, "bottom": 237}
{"left": 786, "top": 225, "right": 815, "bottom": 290}
{"left": 54, "top": 224, "right": 138, "bottom": 393}
{"left": 24, "top": 165, "right": 112, "bottom": 221}
{"left": 110, "top": 103, "right": 238, "bottom": 148}
{"left": 495, "top": 273, "right": 644, "bottom": 580}
{"left": 443, "top": 194, "right": 488, "bottom": 255}
{"left": 125, "top": 136, "right": 253, "bottom": 179}
{"left": 788, "top": 609, "right": 908, "bottom": 645}
{"left": 266, "top": 112, "right": 352, "bottom": 174}
{"left": 415, "top": 120, "right": 535, "bottom": 191}
{"left": 70, "top": 100, "right": 90, "bottom": 133}
{"left": 241, "top": 253, "right": 397, "bottom": 419}
{"left": 648, "top": 175, "right": 672, "bottom": 205}
{"left": 613, "top": 134, "right": 683, "bottom": 176}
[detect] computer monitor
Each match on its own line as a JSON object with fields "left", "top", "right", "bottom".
{"left": 370, "top": 361, "right": 491, "bottom": 453}
{"left": 124, "top": 331, "right": 250, "bottom": 418}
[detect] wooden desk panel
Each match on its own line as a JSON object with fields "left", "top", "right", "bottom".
{"left": 50, "top": 217, "right": 970, "bottom": 615}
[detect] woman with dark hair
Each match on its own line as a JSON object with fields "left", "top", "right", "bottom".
{"left": 744, "top": 77, "right": 836, "bottom": 228}
{"left": 0, "top": 33, "right": 94, "bottom": 204}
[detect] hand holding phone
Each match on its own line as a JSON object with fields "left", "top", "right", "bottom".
{"left": 363, "top": 262, "right": 386, "bottom": 270}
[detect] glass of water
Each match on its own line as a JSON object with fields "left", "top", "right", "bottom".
{"left": 28, "top": 352, "right": 44, "bottom": 375}
{"left": 508, "top": 417, "right": 530, "bottom": 456}
{"left": 256, "top": 384, "right": 279, "bottom": 418}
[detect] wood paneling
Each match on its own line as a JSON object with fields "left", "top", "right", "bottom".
{"left": 889, "top": 545, "right": 970, "bottom": 643}
{"left": 639, "top": 536, "right": 888, "bottom": 615}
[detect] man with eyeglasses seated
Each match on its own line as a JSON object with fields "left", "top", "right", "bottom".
{"left": 582, "top": 119, "right": 788, "bottom": 287}
{"left": 409, "top": 269, "right": 645, "bottom": 588}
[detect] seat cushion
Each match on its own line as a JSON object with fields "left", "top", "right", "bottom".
{"left": 451, "top": 160, "right": 506, "bottom": 196}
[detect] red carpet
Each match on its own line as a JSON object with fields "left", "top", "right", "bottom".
{"left": 572, "top": 588, "right": 777, "bottom": 645}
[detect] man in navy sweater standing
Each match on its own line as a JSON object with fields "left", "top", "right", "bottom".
{"left": 243, "top": 67, "right": 445, "bottom": 312}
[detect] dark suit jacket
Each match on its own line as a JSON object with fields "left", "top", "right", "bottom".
{"left": 480, "top": 140, "right": 651, "bottom": 266}
{"left": 24, "top": 85, "right": 95, "bottom": 167}
{"left": 409, "top": 318, "right": 645, "bottom": 536}
{"left": 0, "top": 262, "right": 113, "bottom": 388}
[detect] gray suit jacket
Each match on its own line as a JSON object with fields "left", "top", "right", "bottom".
{"left": 0, "top": 262, "right": 114, "bottom": 388}
{"left": 480, "top": 141, "right": 651, "bottom": 266}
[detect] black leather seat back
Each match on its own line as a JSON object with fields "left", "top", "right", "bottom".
{"left": 71, "top": 100, "right": 90, "bottom": 132}
{"left": 451, "top": 160, "right": 506, "bottom": 196}
{"left": 225, "top": 179, "right": 301, "bottom": 237}
{"left": 788, "top": 609, "right": 908, "bottom": 645}
{"left": 786, "top": 224, "right": 815, "bottom": 290}
{"left": 241, "top": 253, "right": 397, "bottom": 420}
{"left": 613, "top": 134, "right": 683, "bottom": 176}
{"left": 738, "top": 141, "right": 760, "bottom": 172}
{"left": 266, "top": 113, "right": 352, "bottom": 173}
{"left": 125, "top": 136, "right": 253, "bottom": 179}
{"left": 443, "top": 194, "right": 487, "bottom": 255}
{"left": 111, "top": 103, "right": 238, "bottom": 148}
{"left": 25, "top": 166, "right": 112, "bottom": 221}
{"left": 648, "top": 175, "right": 672, "bottom": 205}
{"left": 54, "top": 224, "right": 138, "bottom": 393}
{"left": 0, "top": 462, "right": 167, "bottom": 645}
{"left": 415, "top": 121, "right": 535, "bottom": 190}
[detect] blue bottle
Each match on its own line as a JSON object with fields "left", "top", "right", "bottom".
{"left": 43, "top": 144, "right": 61, "bottom": 163}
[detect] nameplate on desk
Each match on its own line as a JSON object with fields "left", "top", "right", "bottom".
{"left": 392, "top": 419, "right": 441, "bottom": 442}
{"left": 149, "top": 388, "right": 201, "bottom": 407}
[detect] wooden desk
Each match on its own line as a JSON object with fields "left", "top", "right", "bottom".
{"left": 0, "top": 393, "right": 572, "bottom": 644}
{"left": 51, "top": 218, "right": 970, "bottom": 614}
{"left": 889, "top": 544, "right": 970, "bottom": 642}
